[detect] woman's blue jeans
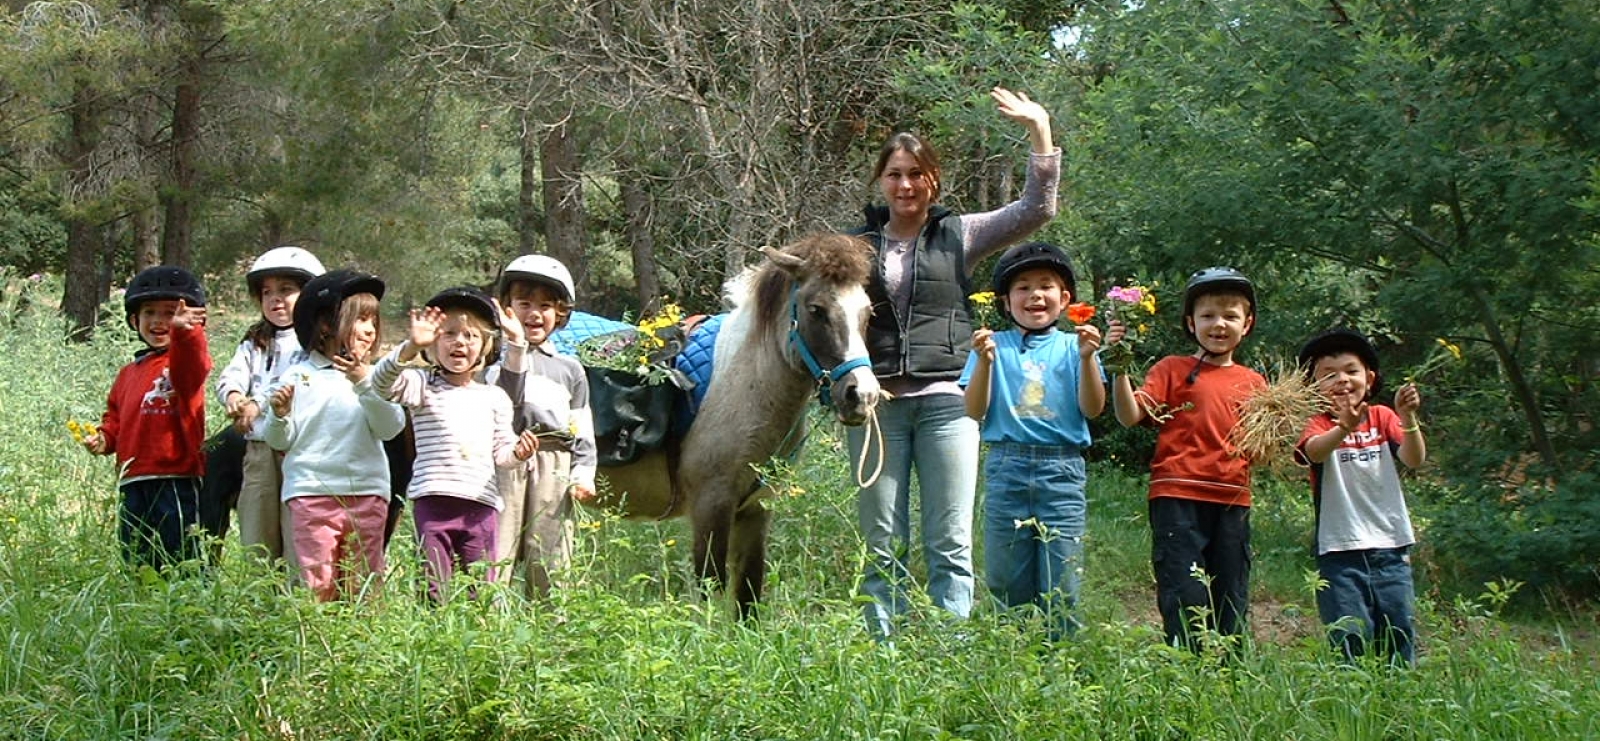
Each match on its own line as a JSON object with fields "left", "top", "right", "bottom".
{"left": 982, "top": 442, "right": 1087, "bottom": 641}
{"left": 847, "top": 394, "right": 978, "bottom": 639}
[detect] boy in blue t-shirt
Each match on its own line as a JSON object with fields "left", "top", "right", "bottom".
{"left": 960, "top": 242, "right": 1109, "bottom": 639}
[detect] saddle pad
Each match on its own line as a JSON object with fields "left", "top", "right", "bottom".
{"left": 549, "top": 310, "right": 634, "bottom": 355}
{"left": 674, "top": 313, "right": 724, "bottom": 430}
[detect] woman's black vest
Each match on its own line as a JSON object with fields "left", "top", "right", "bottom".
{"left": 852, "top": 205, "right": 973, "bottom": 380}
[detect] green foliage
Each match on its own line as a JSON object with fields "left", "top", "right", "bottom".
{"left": 1061, "top": 0, "right": 1600, "bottom": 588}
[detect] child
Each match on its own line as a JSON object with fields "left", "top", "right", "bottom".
{"left": 83, "top": 266, "right": 212, "bottom": 571}
{"left": 370, "top": 286, "right": 538, "bottom": 602}
{"left": 214, "top": 246, "right": 325, "bottom": 565}
{"left": 960, "top": 242, "right": 1107, "bottom": 640}
{"left": 1109, "top": 266, "right": 1266, "bottom": 649}
{"left": 1296, "top": 328, "right": 1427, "bottom": 665}
{"left": 264, "top": 269, "right": 405, "bottom": 601}
{"left": 490, "top": 255, "right": 597, "bottom": 598}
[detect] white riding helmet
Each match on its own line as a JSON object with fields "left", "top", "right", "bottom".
{"left": 499, "top": 254, "right": 576, "bottom": 305}
{"left": 247, "top": 246, "right": 326, "bottom": 296}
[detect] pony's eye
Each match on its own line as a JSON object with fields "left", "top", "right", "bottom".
{"left": 807, "top": 305, "right": 829, "bottom": 321}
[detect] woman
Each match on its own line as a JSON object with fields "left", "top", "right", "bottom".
{"left": 848, "top": 86, "right": 1059, "bottom": 639}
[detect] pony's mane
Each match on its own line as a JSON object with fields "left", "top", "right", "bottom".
{"left": 746, "top": 233, "right": 872, "bottom": 338}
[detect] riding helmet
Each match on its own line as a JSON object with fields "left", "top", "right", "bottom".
{"left": 246, "top": 246, "right": 325, "bottom": 297}
{"left": 292, "top": 268, "right": 385, "bottom": 351}
{"left": 991, "top": 242, "right": 1077, "bottom": 298}
{"left": 1298, "top": 327, "right": 1383, "bottom": 400}
{"left": 124, "top": 266, "right": 206, "bottom": 324}
{"left": 425, "top": 285, "right": 501, "bottom": 366}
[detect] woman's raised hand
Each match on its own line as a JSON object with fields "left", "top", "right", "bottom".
{"left": 990, "top": 86, "right": 1053, "bottom": 154}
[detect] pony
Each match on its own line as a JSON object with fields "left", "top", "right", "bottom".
{"left": 594, "top": 232, "right": 881, "bottom": 617}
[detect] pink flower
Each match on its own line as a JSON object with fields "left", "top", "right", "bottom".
{"left": 1107, "top": 286, "right": 1145, "bottom": 304}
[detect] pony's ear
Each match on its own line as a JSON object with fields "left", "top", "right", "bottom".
{"left": 762, "top": 246, "right": 806, "bottom": 276}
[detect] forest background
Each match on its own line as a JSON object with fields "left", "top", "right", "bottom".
{"left": 1, "top": 0, "right": 1596, "bottom": 605}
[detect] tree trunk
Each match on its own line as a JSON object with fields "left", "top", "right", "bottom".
{"left": 518, "top": 112, "right": 541, "bottom": 255}
{"left": 62, "top": 82, "right": 104, "bottom": 340}
{"left": 1466, "top": 282, "right": 1559, "bottom": 469}
{"left": 622, "top": 177, "right": 660, "bottom": 311}
{"left": 133, "top": 90, "right": 161, "bottom": 271}
{"left": 161, "top": 62, "right": 200, "bottom": 267}
{"left": 540, "top": 117, "right": 586, "bottom": 284}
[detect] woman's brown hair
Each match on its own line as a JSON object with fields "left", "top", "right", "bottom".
{"left": 871, "top": 131, "right": 942, "bottom": 202}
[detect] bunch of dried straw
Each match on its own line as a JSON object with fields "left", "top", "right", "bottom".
{"left": 1231, "top": 361, "right": 1329, "bottom": 473}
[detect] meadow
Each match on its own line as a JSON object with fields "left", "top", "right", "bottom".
{"left": 1, "top": 282, "right": 1595, "bottom": 740}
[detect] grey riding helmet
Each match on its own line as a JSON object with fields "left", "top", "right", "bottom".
{"left": 1181, "top": 266, "right": 1254, "bottom": 338}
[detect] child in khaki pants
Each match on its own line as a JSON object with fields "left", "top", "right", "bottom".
{"left": 215, "top": 246, "right": 325, "bottom": 569}
{"left": 490, "top": 255, "right": 597, "bottom": 597}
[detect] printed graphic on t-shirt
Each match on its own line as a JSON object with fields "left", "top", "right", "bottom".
{"left": 1012, "top": 358, "right": 1056, "bottom": 420}
{"left": 141, "top": 369, "right": 175, "bottom": 413}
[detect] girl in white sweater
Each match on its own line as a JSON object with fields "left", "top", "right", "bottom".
{"left": 266, "top": 269, "right": 405, "bottom": 601}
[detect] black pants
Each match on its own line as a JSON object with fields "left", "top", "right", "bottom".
{"left": 119, "top": 477, "right": 202, "bottom": 572}
{"left": 1149, "top": 497, "right": 1251, "bottom": 650}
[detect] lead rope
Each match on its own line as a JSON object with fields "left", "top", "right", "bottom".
{"left": 853, "top": 399, "right": 886, "bottom": 489}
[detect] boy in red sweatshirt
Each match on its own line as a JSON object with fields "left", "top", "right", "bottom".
{"left": 82, "top": 266, "right": 213, "bottom": 571}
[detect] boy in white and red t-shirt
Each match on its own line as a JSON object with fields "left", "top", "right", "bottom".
{"left": 1296, "top": 328, "right": 1428, "bottom": 666}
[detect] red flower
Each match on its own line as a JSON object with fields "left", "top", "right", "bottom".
{"left": 1067, "top": 302, "right": 1097, "bottom": 325}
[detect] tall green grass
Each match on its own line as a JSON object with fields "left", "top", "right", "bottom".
{"left": 1, "top": 279, "right": 1595, "bottom": 740}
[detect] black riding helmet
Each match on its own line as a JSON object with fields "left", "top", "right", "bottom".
{"left": 124, "top": 266, "right": 206, "bottom": 327}
{"left": 1181, "top": 266, "right": 1255, "bottom": 338}
{"left": 292, "top": 269, "right": 385, "bottom": 351}
{"left": 991, "top": 242, "right": 1077, "bottom": 298}
{"left": 1298, "top": 327, "right": 1383, "bottom": 400}
{"left": 425, "top": 285, "right": 501, "bottom": 367}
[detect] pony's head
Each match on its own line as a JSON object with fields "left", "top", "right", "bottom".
{"left": 750, "top": 233, "right": 880, "bottom": 426}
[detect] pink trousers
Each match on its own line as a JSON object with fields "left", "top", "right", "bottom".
{"left": 287, "top": 495, "right": 389, "bottom": 601}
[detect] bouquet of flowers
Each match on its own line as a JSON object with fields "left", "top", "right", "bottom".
{"left": 968, "top": 291, "right": 1004, "bottom": 329}
{"left": 67, "top": 419, "right": 98, "bottom": 444}
{"left": 575, "top": 301, "right": 686, "bottom": 386}
{"left": 1099, "top": 282, "right": 1158, "bottom": 376}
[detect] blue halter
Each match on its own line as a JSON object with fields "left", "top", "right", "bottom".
{"left": 788, "top": 288, "right": 872, "bottom": 407}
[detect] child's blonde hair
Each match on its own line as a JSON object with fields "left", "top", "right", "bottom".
{"left": 433, "top": 308, "right": 497, "bottom": 371}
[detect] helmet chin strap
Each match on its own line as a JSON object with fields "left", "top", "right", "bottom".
{"left": 1187, "top": 348, "right": 1214, "bottom": 385}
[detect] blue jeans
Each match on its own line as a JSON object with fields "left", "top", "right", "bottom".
{"left": 847, "top": 394, "right": 978, "bottom": 638}
{"left": 1149, "top": 497, "right": 1251, "bottom": 649}
{"left": 1317, "top": 547, "right": 1417, "bottom": 665}
{"left": 983, "top": 442, "right": 1086, "bottom": 641}
{"left": 119, "top": 477, "right": 202, "bottom": 572}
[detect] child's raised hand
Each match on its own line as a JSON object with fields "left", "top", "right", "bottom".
{"left": 1105, "top": 318, "right": 1128, "bottom": 346}
{"left": 170, "top": 299, "right": 207, "bottom": 330}
{"left": 332, "top": 352, "right": 370, "bottom": 383}
{"left": 971, "top": 328, "right": 997, "bottom": 361}
{"left": 408, "top": 305, "right": 446, "bottom": 349}
{"left": 1394, "top": 382, "right": 1422, "bottom": 416}
{"left": 1332, "top": 393, "right": 1368, "bottom": 434}
{"left": 1075, "top": 323, "right": 1103, "bottom": 358}
{"left": 494, "top": 299, "right": 525, "bottom": 346}
{"left": 269, "top": 384, "right": 295, "bottom": 417}
{"left": 513, "top": 429, "right": 539, "bottom": 461}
